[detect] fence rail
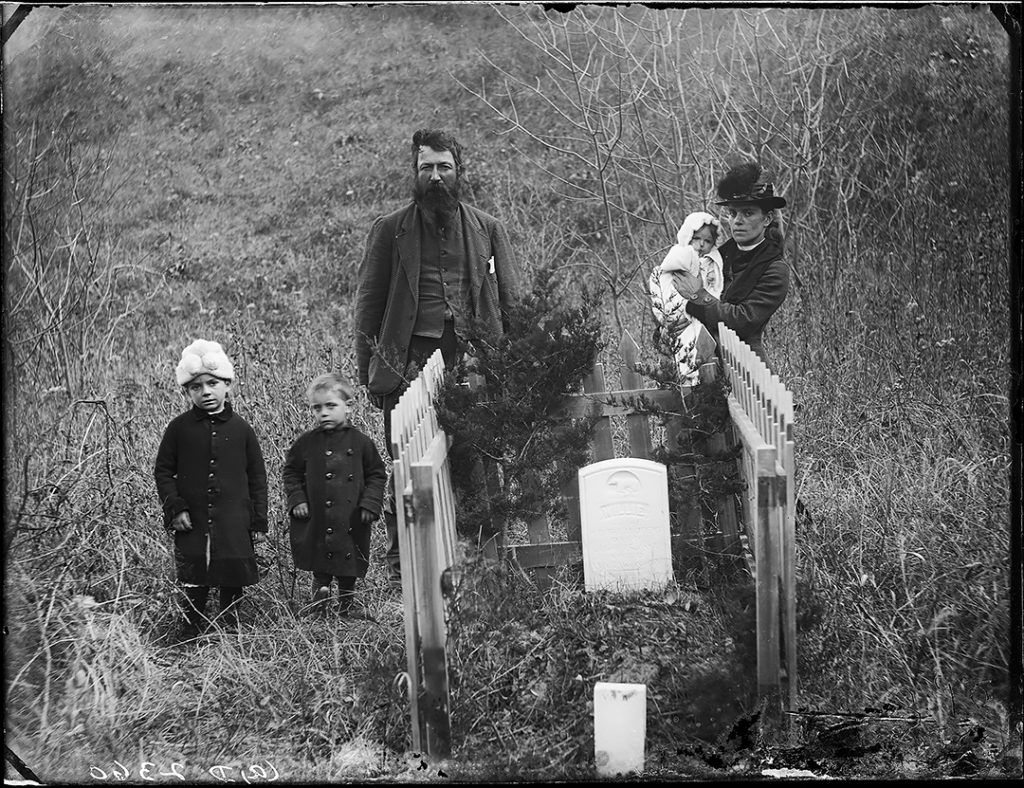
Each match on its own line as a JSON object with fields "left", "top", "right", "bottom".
{"left": 390, "top": 348, "right": 457, "bottom": 757}
{"left": 718, "top": 323, "right": 797, "bottom": 710}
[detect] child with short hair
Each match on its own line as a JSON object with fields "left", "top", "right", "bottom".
{"left": 154, "top": 339, "right": 268, "bottom": 639}
{"left": 649, "top": 211, "right": 725, "bottom": 385}
{"left": 283, "top": 373, "right": 387, "bottom": 615}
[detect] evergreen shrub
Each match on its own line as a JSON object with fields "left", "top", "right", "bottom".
{"left": 434, "top": 265, "right": 605, "bottom": 537}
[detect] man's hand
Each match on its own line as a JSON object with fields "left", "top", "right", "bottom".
{"left": 292, "top": 502, "right": 310, "bottom": 519}
{"left": 250, "top": 531, "right": 267, "bottom": 544}
{"left": 361, "top": 507, "right": 377, "bottom": 525}
{"left": 170, "top": 511, "right": 192, "bottom": 532}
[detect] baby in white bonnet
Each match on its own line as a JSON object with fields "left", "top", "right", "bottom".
{"left": 654, "top": 211, "right": 724, "bottom": 313}
{"left": 648, "top": 211, "right": 725, "bottom": 385}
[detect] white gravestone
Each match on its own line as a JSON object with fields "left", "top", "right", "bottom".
{"left": 578, "top": 458, "right": 673, "bottom": 592}
{"left": 594, "top": 682, "right": 646, "bottom": 776}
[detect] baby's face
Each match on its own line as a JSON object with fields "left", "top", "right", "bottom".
{"left": 689, "top": 225, "right": 716, "bottom": 256}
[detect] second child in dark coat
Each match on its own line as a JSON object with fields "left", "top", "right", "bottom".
{"left": 284, "top": 373, "right": 387, "bottom": 614}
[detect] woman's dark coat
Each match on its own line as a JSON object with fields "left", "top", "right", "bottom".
{"left": 283, "top": 424, "right": 387, "bottom": 578}
{"left": 684, "top": 236, "right": 789, "bottom": 364}
{"left": 154, "top": 403, "right": 268, "bottom": 587}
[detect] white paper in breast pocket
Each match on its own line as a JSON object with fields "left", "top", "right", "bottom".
{"left": 487, "top": 255, "right": 495, "bottom": 274}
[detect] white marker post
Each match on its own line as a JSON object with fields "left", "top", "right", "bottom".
{"left": 593, "top": 682, "right": 646, "bottom": 777}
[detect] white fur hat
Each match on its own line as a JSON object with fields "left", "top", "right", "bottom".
{"left": 175, "top": 339, "right": 234, "bottom": 386}
{"left": 676, "top": 211, "right": 722, "bottom": 248}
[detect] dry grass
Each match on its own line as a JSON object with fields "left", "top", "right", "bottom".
{"left": 3, "top": 3, "right": 1017, "bottom": 782}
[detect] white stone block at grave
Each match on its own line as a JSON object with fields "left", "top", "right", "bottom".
{"left": 579, "top": 458, "right": 673, "bottom": 592}
{"left": 594, "top": 682, "right": 646, "bottom": 776}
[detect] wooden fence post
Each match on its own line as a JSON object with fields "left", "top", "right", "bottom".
{"left": 523, "top": 469, "right": 556, "bottom": 588}
{"left": 695, "top": 361, "right": 742, "bottom": 561}
{"left": 560, "top": 361, "right": 612, "bottom": 542}
{"left": 411, "top": 450, "right": 452, "bottom": 758}
{"left": 467, "top": 371, "right": 507, "bottom": 559}
{"left": 619, "top": 331, "right": 652, "bottom": 460}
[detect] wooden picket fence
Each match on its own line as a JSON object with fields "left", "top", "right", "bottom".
{"left": 717, "top": 323, "right": 797, "bottom": 711}
{"left": 387, "top": 329, "right": 797, "bottom": 754}
{"left": 390, "top": 348, "right": 458, "bottom": 758}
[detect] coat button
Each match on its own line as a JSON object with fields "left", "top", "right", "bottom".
{"left": 326, "top": 472, "right": 334, "bottom": 479}
{"left": 326, "top": 450, "right": 333, "bottom": 456}
{"left": 346, "top": 448, "right": 353, "bottom": 455}
{"left": 347, "top": 474, "right": 353, "bottom": 481}
{"left": 327, "top": 552, "right": 333, "bottom": 559}
{"left": 326, "top": 528, "right": 333, "bottom": 534}
{"left": 345, "top": 552, "right": 351, "bottom": 559}
{"left": 325, "top": 500, "right": 333, "bottom": 508}
{"left": 208, "top": 472, "right": 214, "bottom": 478}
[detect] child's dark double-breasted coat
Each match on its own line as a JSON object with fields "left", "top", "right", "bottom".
{"left": 154, "top": 403, "right": 268, "bottom": 587}
{"left": 283, "top": 423, "right": 387, "bottom": 578}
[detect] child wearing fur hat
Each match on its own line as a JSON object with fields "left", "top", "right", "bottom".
{"left": 283, "top": 373, "right": 387, "bottom": 616}
{"left": 154, "top": 339, "right": 268, "bottom": 639}
{"left": 649, "top": 211, "right": 725, "bottom": 385}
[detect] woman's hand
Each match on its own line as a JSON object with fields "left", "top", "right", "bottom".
{"left": 292, "top": 502, "right": 310, "bottom": 519}
{"left": 669, "top": 270, "right": 703, "bottom": 299}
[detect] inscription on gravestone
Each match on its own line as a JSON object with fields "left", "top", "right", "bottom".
{"left": 579, "top": 458, "right": 673, "bottom": 591}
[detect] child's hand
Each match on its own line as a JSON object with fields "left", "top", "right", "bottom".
{"left": 361, "top": 508, "right": 377, "bottom": 525}
{"left": 170, "top": 511, "right": 192, "bottom": 532}
{"left": 250, "top": 531, "right": 266, "bottom": 544}
{"left": 292, "top": 502, "right": 309, "bottom": 519}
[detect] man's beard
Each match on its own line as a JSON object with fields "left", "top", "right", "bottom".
{"left": 413, "top": 176, "right": 460, "bottom": 220}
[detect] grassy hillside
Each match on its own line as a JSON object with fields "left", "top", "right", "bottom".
{"left": 3, "top": 3, "right": 1018, "bottom": 782}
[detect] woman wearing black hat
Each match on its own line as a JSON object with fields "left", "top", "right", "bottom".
{"left": 672, "top": 161, "right": 789, "bottom": 367}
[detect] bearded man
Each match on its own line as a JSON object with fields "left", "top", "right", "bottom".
{"left": 354, "top": 128, "right": 521, "bottom": 580}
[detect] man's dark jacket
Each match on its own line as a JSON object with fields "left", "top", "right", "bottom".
{"left": 354, "top": 202, "right": 520, "bottom": 397}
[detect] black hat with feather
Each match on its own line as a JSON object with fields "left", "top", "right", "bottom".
{"left": 714, "top": 161, "right": 787, "bottom": 209}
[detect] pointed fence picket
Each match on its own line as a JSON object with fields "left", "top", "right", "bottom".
{"left": 390, "top": 348, "right": 458, "bottom": 758}
{"left": 717, "top": 323, "right": 797, "bottom": 713}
